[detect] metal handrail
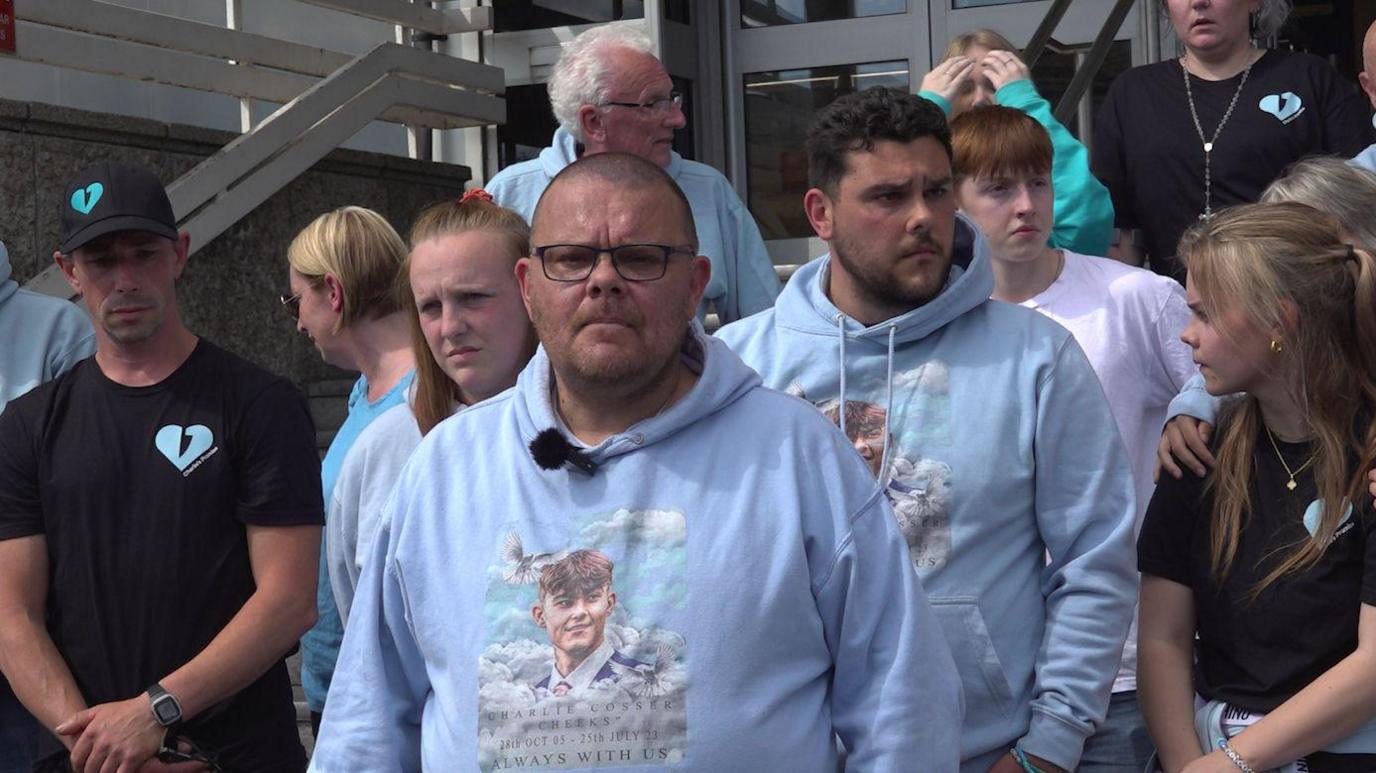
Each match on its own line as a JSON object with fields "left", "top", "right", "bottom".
{"left": 16, "top": 1, "right": 504, "bottom": 297}
{"left": 1022, "top": 0, "right": 1075, "bottom": 68}
{"left": 1051, "top": 0, "right": 1136, "bottom": 124}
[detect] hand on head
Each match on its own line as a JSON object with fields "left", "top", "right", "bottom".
{"left": 979, "top": 50, "right": 1031, "bottom": 92}
{"left": 920, "top": 50, "right": 1030, "bottom": 109}
{"left": 920, "top": 56, "right": 977, "bottom": 105}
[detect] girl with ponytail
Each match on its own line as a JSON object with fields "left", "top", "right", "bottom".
{"left": 1137, "top": 200, "right": 1376, "bottom": 772}
{"left": 324, "top": 190, "right": 537, "bottom": 624}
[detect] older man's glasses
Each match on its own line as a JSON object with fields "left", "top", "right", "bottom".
{"left": 602, "top": 92, "right": 683, "bottom": 115}
{"left": 534, "top": 244, "right": 695, "bottom": 282}
{"left": 279, "top": 292, "right": 302, "bottom": 320}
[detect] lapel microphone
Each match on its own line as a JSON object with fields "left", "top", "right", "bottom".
{"left": 529, "top": 428, "right": 599, "bottom": 475}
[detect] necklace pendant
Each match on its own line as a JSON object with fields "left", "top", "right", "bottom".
{"left": 1203, "top": 142, "right": 1213, "bottom": 153}
{"left": 1287, "top": 479, "right": 1297, "bottom": 491}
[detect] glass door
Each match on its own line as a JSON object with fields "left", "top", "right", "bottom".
{"left": 723, "top": 0, "right": 931, "bottom": 264}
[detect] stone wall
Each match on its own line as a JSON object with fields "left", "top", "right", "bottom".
{"left": 0, "top": 98, "right": 470, "bottom": 386}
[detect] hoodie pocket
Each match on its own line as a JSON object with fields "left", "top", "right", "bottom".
{"left": 930, "top": 597, "right": 1015, "bottom": 722}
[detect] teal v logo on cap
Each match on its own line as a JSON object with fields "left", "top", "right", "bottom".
{"left": 155, "top": 424, "right": 214, "bottom": 472}
{"left": 70, "top": 183, "right": 104, "bottom": 215}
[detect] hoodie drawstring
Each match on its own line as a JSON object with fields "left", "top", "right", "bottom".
{"left": 835, "top": 314, "right": 899, "bottom": 487}
{"left": 879, "top": 323, "right": 896, "bottom": 485}
{"left": 836, "top": 312, "right": 848, "bottom": 439}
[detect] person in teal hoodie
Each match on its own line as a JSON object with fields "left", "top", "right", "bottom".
{"left": 484, "top": 24, "right": 780, "bottom": 325}
{"left": 717, "top": 87, "right": 1136, "bottom": 773}
{"left": 0, "top": 239, "right": 94, "bottom": 772}
{"left": 311, "top": 152, "right": 963, "bottom": 771}
{"left": 919, "top": 28, "right": 1114, "bottom": 257}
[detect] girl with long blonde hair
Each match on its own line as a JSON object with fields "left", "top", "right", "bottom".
{"left": 1137, "top": 201, "right": 1376, "bottom": 772}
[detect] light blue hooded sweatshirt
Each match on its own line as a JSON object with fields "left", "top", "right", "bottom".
{"left": 311, "top": 329, "right": 964, "bottom": 772}
{"left": 485, "top": 129, "right": 781, "bottom": 324}
{"left": 716, "top": 217, "right": 1137, "bottom": 771}
{"left": 0, "top": 242, "right": 95, "bottom": 410}
{"left": 1165, "top": 372, "right": 1222, "bottom": 426}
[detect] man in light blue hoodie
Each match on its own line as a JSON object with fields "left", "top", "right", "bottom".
{"left": 484, "top": 24, "right": 779, "bottom": 325}
{"left": 312, "top": 152, "right": 963, "bottom": 771}
{"left": 717, "top": 87, "right": 1137, "bottom": 773}
{"left": 0, "top": 239, "right": 94, "bottom": 772}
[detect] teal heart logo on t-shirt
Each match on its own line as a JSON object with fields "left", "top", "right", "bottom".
{"left": 1302, "top": 498, "right": 1354, "bottom": 539}
{"left": 155, "top": 424, "right": 214, "bottom": 472}
{"left": 1259, "top": 92, "right": 1303, "bottom": 123}
{"left": 70, "top": 182, "right": 104, "bottom": 214}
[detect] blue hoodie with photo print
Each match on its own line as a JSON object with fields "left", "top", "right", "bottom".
{"left": 716, "top": 215, "right": 1138, "bottom": 772}
{"left": 310, "top": 326, "right": 964, "bottom": 772}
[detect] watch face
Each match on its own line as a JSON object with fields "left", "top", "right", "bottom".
{"left": 153, "top": 696, "right": 180, "bottom": 724}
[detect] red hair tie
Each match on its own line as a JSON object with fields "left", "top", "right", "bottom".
{"left": 460, "top": 188, "right": 494, "bottom": 205}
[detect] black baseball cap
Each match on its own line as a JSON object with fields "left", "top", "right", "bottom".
{"left": 59, "top": 162, "right": 179, "bottom": 254}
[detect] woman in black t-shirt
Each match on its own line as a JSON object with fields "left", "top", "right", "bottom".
{"left": 1138, "top": 202, "right": 1376, "bottom": 772}
{"left": 1091, "top": 0, "right": 1373, "bottom": 279}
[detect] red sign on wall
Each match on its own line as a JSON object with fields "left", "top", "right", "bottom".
{"left": 0, "top": 0, "right": 14, "bottom": 56}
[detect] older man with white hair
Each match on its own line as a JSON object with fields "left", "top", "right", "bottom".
{"left": 485, "top": 25, "right": 780, "bottom": 324}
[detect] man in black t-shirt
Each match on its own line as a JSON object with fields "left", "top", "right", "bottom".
{"left": 0, "top": 162, "right": 323, "bottom": 773}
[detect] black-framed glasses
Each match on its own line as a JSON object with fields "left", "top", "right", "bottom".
{"left": 602, "top": 91, "right": 683, "bottom": 114}
{"left": 278, "top": 292, "right": 302, "bottom": 320}
{"left": 534, "top": 244, "right": 696, "bottom": 282}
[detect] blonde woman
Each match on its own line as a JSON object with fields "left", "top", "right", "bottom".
{"left": 1137, "top": 202, "right": 1376, "bottom": 771}
{"left": 324, "top": 190, "right": 536, "bottom": 625}
{"left": 919, "top": 28, "right": 1114, "bottom": 256}
{"left": 286, "top": 205, "right": 417, "bottom": 736}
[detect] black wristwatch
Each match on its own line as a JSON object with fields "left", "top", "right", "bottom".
{"left": 146, "top": 683, "right": 183, "bottom": 727}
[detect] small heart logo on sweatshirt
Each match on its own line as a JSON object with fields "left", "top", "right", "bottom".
{"left": 1258, "top": 92, "right": 1304, "bottom": 124}
{"left": 155, "top": 424, "right": 214, "bottom": 472}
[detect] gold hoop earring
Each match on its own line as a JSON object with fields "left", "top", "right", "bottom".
{"left": 1270, "top": 339, "right": 1283, "bottom": 354}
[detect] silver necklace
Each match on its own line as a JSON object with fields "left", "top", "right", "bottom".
{"left": 1180, "top": 52, "right": 1255, "bottom": 221}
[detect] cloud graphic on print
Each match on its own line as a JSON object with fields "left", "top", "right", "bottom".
{"left": 578, "top": 508, "right": 686, "bottom": 549}
{"left": 481, "top": 638, "right": 551, "bottom": 684}
{"left": 892, "top": 361, "right": 950, "bottom": 394}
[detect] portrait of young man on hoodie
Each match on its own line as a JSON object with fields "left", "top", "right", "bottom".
{"left": 311, "top": 152, "right": 964, "bottom": 772}
{"left": 718, "top": 86, "right": 1138, "bottom": 773}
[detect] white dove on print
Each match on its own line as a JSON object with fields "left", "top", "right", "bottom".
{"left": 501, "top": 532, "right": 567, "bottom": 585}
{"left": 623, "top": 643, "right": 678, "bottom": 698}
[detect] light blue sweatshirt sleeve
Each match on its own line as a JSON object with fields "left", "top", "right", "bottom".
{"left": 1165, "top": 372, "right": 1222, "bottom": 425}
{"left": 995, "top": 80, "right": 1114, "bottom": 256}
{"left": 310, "top": 503, "right": 429, "bottom": 772}
{"left": 45, "top": 304, "right": 95, "bottom": 378}
{"left": 817, "top": 490, "right": 964, "bottom": 771}
{"left": 1023, "top": 336, "right": 1137, "bottom": 770}
{"left": 714, "top": 188, "right": 781, "bottom": 323}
